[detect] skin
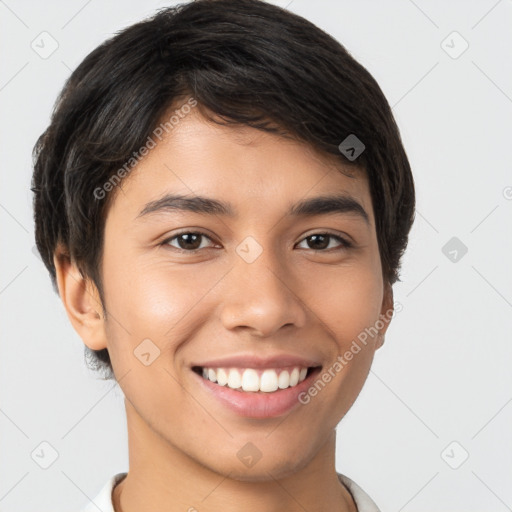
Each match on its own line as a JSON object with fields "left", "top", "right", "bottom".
{"left": 55, "top": 104, "right": 394, "bottom": 512}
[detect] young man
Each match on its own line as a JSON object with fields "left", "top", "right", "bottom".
{"left": 32, "top": 0, "right": 415, "bottom": 510}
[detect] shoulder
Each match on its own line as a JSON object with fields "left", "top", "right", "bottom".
{"left": 337, "top": 472, "right": 381, "bottom": 512}
{"left": 80, "top": 472, "right": 127, "bottom": 512}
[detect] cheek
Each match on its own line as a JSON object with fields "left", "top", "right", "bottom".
{"left": 300, "top": 266, "right": 383, "bottom": 410}
{"left": 101, "top": 253, "right": 221, "bottom": 361}
{"left": 307, "top": 261, "right": 384, "bottom": 343}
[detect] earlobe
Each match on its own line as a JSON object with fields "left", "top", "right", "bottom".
{"left": 53, "top": 245, "right": 108, "bottom": 351}
{"left": 376, "top": 283, "right": 394, "bottom": 350}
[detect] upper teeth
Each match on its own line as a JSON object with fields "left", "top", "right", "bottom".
{"left": 201, "top": 367, "right": 309, "bottom": 392}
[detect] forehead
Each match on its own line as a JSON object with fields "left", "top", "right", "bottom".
{"left": 109, "top": 107, "right": 373, "bottom": 224}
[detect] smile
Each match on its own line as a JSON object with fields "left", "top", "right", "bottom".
{"left": 193, "top": 366, "right": 315, "bottom": 393}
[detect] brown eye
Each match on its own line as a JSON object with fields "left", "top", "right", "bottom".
{"left": 306, "top": 234, "right": 330, "bottom": 250}
{"left": 297, "top": 233, "right": 352, "bottom": 251}
{"left": 164, "top": 232, "right": 214, "bottom": 251}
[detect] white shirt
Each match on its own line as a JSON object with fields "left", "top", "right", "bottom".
{"left": 81, "top": 472, "right": 381, "bottom": 512}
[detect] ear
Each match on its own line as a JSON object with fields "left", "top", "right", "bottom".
{"left": 375, "top": 282, "right": 394, "bottom": 350}
{"left": 53, "top": 245, "right": 108, "bottom": 351}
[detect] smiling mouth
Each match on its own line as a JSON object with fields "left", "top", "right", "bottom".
{"left": 192, "top": 365, "right": 322, "bottom": 393}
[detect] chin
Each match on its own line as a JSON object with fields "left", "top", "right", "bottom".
{"left": 208, "top": 453, "right": 311, "bottom": 482}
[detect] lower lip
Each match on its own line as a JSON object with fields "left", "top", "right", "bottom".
{"left": 192, "top": 367, "right": 322, "bottom": 419}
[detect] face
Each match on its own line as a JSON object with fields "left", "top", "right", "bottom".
{"left": 64, "top": 104, "right": 393, "bottom": 481}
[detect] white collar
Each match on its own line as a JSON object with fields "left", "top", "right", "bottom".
{"left": 81, "top": 471, "right": 381, "bottom": 512}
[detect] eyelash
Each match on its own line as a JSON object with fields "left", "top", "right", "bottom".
{"left": 160, "top": 231, "right": 354, "bottom": 253}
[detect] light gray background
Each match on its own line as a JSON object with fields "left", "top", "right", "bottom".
{"left": 1, "top": 0, "right": 511, "bottom": 510}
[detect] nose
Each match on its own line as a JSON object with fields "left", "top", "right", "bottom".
{"left": 219, "top": 246, "right": 307, "bottom": 337}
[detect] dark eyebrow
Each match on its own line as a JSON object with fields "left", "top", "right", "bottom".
{"left": 137, "top": 193, "right": 369, "bottom": 225}
{"left": 288, "top": 195, "right": 369, "bottom": 225}
{"left": 137, "top": 195, "right": 234, "bottom": 218}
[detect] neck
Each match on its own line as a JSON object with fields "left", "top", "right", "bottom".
{"left": 112, "top": 399, "right": 357, "bottom": 512}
